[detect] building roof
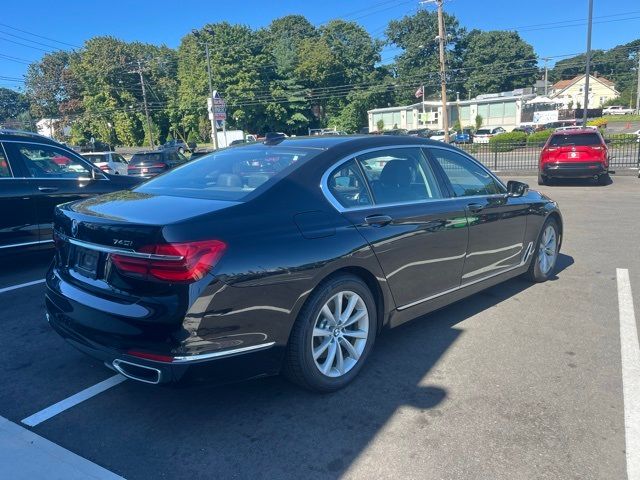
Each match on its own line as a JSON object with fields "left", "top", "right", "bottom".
{"left": 551, "top": 74, "right": 616, "bottom": 92}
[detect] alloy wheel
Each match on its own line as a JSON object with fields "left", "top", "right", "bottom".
{"left": 538, "top": 225, "right": 557, "bottom": 275}
{"left": 311, "top": 291, "right": 369, "bottom": 378}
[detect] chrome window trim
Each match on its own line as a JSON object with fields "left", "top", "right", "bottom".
{"left": 64, "top": 236, "right": 184, "bottom": 261}
{"left": 0, "top": 239, "right": 53, "bottom": 249}
{"left": 397, "top": 241, "right": 534, "bottom": 311}
{"left": 0, "top": 142, "right": 14, "bottom": 178}
{"left": 320, "top": 143, "right": 508, "bottom": 213}
{"left": 0, "top": 140, "right": 108, "bottom": 180}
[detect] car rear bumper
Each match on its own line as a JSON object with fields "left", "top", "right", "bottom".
{"left": 45, "top": 267, "right": 285, "bottom": 385}
{"left": 542, "top": 162, "right": 607, "bottom": 178}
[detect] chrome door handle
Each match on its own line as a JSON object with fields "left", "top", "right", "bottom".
{"left": 365, "top": 214, "right": 393, "bottom": 226}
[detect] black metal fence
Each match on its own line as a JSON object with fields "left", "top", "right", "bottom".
{"left": 455, "top": 134, "right": 639, "bottom": 171}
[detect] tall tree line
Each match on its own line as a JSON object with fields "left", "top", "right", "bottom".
{"left": 12, "top": 11, "right": 639, "bottom": 146}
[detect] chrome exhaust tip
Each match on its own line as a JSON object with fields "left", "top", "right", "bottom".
{"left": 112, "top": 359, "right": 162, "bottom": 384}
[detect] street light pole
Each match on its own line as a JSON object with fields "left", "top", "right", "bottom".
{"left": 582, "top": 0, "right": 593, "bottom": 126}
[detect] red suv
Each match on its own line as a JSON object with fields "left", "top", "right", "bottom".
{"left": 538, "top": 128, "right": 609, "bottom": 185}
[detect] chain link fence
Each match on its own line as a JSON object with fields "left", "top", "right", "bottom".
{"left": 454, "top": 134, "right": 639, "bottom": 172}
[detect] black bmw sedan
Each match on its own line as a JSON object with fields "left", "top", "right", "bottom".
{"left": 46, "top": 135, "right": 562, "bottom": 392}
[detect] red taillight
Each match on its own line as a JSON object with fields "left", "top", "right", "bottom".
{"left": 99, "top": 164, "right": 110, "bottom": 171}
{"left": 111, "top": 240, "right": 226, "bottom": 282}
{"left": 127, "top": 350, "right": 174, "bottom": 362}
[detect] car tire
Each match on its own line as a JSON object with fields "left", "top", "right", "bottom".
{"left": 525, "top": 217, "right": 560, "bottom": 283}
{"left": 598, "top": 173, "right": 610, "bottom": 186}
{"left": 283, "top": 274, "right": 377, "bottom": 393}
{"left": 537, "top": 173, "right": 547, "bottom": 186}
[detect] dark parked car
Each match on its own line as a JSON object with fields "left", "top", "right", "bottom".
{"left": 162, "top": 139, "right": 196, "bottom": 154}
{"left": 46, "top": 136, "right": 562, "bottom": 392}
{"left": 407, "top": 128, "right": 432, "bottom": 138}
{"left": 127, "top": 150, "right": 188, "bottom": 178}
{"left": 538, "top": 128, "right": 609, "bottom": 185}
{"left": 0, "top": 129, "right": 141, "bottom": 253}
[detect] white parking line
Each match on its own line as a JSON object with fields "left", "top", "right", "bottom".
{"left": 0, "top": 279, "right": 46, "bottom": 294}
{"left": 0, "top": 415, "right": 123, "bottom": 479}
{"left": 616, "top": 268, "right": 640, "bottom": 480}
{"left": 21, "top": 375, "right": 126, "bottom": 427}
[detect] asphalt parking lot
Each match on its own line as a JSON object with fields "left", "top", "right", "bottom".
{"left": 1, "top": 175, "right": 639, "bottom": 480}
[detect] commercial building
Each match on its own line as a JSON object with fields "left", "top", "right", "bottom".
{"left": 368, "top": 89, "right": 537, "bottom": 132}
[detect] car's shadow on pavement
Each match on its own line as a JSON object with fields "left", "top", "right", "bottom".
{"left": 45, "top": 254, "right": 574, "bottom": 479}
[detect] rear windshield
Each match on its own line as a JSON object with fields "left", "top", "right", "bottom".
{"left": 476, "top": 129, "right": 491, "bottom": 134}
{"left": 130, "top": 153, "right": 162, "bottom": 164}
{"left": 549, "top": 133, "right": 601, "bottom": 147}
{"left": 83, "top": 154, "right": 107, "bottom": 164}
{"left": 135, "top": 145, "right": 322, "bottom": 201}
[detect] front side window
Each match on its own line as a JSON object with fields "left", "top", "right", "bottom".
{"left": 357, "top": 148, "right": 442, "bottom": 205}
{"left": 327, "top": 159, "right": 371, "bottom": 209}
{"left": 136, "top": 145, "right": 320, "bottom": 201}
{"left": 16, "top": 144, "right": 91, "bottom": 179}
{"left": 0, "top": 148, "right": 11, "bottom": 177}
{"left": 428, "top": 148, "right": 504, "bottom": 197}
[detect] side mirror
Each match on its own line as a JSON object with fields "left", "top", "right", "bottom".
{"left": 507, "top": 180, "right": 529, "bottom": 197}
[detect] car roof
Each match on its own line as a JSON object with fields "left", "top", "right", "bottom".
{"left": 551, "top": 128, "right": 600, "bottom": 135}
{"left": 82, "top": 151, "right": 116, "bottom": 155}
{"left": 0, "top": 129, "right": 61, "bottom": 145}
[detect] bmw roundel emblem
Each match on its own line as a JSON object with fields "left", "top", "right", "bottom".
{"left": 71, "top": 220, "right": 79, "bottom": 238}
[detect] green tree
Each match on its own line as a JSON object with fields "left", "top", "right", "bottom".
{"left": 461, "top": 30, "right": 538, "bottom": 94}
{"left": 0, "top": 88, "right": 30, "bottom": 121}
{"left": 386, "top": 10, "right": 466, "bottom": 104}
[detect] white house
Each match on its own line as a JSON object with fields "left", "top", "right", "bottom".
{"left": 549, "top": 74, "right": 618, "bottom": 109}
{"left": 36, "top": 118, "right": 70, "bottom": 139}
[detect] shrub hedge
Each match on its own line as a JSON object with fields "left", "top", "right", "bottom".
{"left": 526, "top": 129, "right": 553, "bottom": 144}
{"left": 488, "top": 131, "right": 527, "bottom": 151}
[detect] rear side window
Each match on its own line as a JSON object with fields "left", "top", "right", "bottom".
{"left": 429, "top": 148, "right": 504, "bottom": 197}
{"left": 130, "top": 153, "right": 162, "bottom": 164}
{"left": 0, "top": 147, "right": 11, "bottom": 177}
{"left": 327, "top": 159, "right": 372, "bottom": 209}
{"left": 549, "top": 133, "right": 601, "bottom": 147}
{"left": 83, "top": 154, "right": 108, "bottom": 164}
{"left": 136, "top": 146, "right": 320, "bottom": 201}
{"left": 356, "top": 148, "right": 442, "bottom": 205}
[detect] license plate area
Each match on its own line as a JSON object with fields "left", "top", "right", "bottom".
{"left": 72, "top": 246, "right": 101, "bottom": 279}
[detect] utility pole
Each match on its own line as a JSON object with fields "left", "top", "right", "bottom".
{"left": 435, "top": 0, "right": 449, "bottom": 142}
{"left": 205, "top": 44, "right": 219, "bottom": 150}
{"left": 635, "top": 51, "right": 640, "bottom": 114}
{"left": 582, "top": 0, "right": 593, "bottom": 126}
{"left": 542, "top": 57, "right": 550, "bottom": 96}
{"left": 136, "top": 60, "right": 154, "bottom": 149}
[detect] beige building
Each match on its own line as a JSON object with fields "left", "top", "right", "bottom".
{"left": 549, "top": 74, "right": 618, "bottom": 109}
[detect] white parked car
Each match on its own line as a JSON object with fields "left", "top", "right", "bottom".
{"left": 429, "top": 129, "right": 454, "bottom": 142}
{"left": 473, "top": 127, "right": 506, "bottom": 144}
{"left": 81, "top": 152, "right": 129, "bottom": 175}
{"left": 603, "top": 106, "right": 635, "bottom": 115}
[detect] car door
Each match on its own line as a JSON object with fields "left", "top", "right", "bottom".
{"left": 426, "top": 146, "right": 530, "bottom": 284}
{"left": 326, "top": 147, "right": 469, "bottom": 308}
{"left": 0, "top": 143, "right": 40, "bottom": 249}
{"left": 3, "top": 141, "right": 112, "bottom": 242}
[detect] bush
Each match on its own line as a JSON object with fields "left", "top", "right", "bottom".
{"left": 488, "top": 131, "right": 527, "bottom": 152}
{"left": 527, "top": 129, "right": 553, "bottom": 144}
{"left": 605, "top": 133, "right": 638, "bottom": 146}
{"left": 587, "top": 117, "right": 608, "bottom": 128}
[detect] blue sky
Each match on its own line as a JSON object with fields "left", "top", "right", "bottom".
{"left": 1, "top": 0, "right": 638, "bottom": 91}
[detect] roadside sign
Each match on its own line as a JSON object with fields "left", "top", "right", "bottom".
{"left": 207, "top": 91, "right": 226, "bottom": 121}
